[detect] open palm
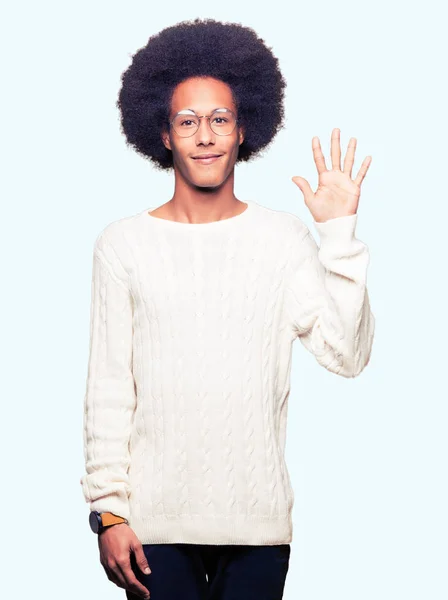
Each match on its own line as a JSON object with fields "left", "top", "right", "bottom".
{"left": 292, "top": 128, "right": 372, "bottom": 223}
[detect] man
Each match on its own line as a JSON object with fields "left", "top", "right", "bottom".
{"left": 80, "top": 17, "right": 375, "bottom": 600}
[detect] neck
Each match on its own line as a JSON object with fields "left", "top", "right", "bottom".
{"left": 167, "top": 167, "right": 244, "bottom": 222}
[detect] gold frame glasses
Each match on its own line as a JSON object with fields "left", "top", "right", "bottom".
{"left": 169, "top": 108, "right": 238, "bottom": 138}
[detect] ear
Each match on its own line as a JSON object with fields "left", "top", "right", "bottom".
{"left": 238, "top": 125, "right": 245, "bottom": 146}
{"left": 161, "top": 128, "right": 172, "bottom": 151}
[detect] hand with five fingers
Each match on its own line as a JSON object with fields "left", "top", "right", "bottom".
{"left": 292, "top": 128, "right": 372, "bottom": 223}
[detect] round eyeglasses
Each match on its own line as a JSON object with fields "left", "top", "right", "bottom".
{"left": 170, "top": 108, "right": 238, "bottom": 138}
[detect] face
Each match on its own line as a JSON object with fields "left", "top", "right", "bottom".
{"left": 161, "top": 77, "right": 245, "bottom": 189}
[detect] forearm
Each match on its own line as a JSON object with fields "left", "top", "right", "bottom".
{"left": 285, "top": 214, "right": 375, "bottom": 378}
{"left": 79, "top": 231, "right": 136, "bottom": 519}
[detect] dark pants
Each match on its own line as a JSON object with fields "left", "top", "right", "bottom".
{"left": 126, "top": 543, "right": 291, "bottom": 600}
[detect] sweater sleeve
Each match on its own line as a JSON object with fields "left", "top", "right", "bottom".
{"left": 79, "top": 230, "right": 136, "bottom": 519}
{"left": 284, "top": 213, "right": 375, "bottom": 378}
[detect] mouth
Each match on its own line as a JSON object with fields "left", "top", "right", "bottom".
{"left": 191, "top": 154, "right": 223, "bottom": 165}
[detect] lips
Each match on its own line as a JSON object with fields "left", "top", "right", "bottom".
{"left": 192, "top": 154, "right": 223, "bottom": 164}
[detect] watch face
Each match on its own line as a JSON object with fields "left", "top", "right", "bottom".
{"left": 89, "top": 511, "right": 101, "bottom": 533}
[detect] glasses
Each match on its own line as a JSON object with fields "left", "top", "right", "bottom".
{"left": 170, "top": 108, "right": 238, "bottom": 137}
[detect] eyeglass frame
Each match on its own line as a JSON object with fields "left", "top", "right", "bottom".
{"left": 168, "top": 107, "right": 239, "bottom": 138}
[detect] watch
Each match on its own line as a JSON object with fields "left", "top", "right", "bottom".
{"left": 89, "top": 511, "right": 128, "bottom": 534}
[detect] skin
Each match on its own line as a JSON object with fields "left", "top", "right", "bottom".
{"left": 98, "top": 523, "right": 152, "bottom": 599}
{"left": 154, "top": 76, "right": 246, "bottom": 223}
{"left": 292, "top": 128, "right": 372, "bottom": 222}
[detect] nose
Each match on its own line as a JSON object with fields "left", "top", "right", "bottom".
{"left": 195, "top": 117, "right": 215, "bottom": 145}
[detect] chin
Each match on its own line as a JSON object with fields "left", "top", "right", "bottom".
{"left": 192, "top": 180, "right": 223, "bottom": 191}
{"left": 190, "top": 172, "right": 226, "bottom": 188}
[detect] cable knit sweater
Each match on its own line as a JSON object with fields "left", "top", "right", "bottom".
{"left": 80, "top": 199, "right": 375, "bottom": 545}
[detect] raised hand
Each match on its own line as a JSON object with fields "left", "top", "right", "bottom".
{"left": 291, "top": 128, "right": 372, "bottom": 223}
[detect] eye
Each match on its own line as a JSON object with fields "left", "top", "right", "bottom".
{"left": 173, "top": 115, "right": 199, "bottom": 128}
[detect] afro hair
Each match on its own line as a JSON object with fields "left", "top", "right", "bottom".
{"left": 116, "top": 18, "right": 287, "bottom": 171}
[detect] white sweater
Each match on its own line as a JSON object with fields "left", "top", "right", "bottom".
{"left": 80, "top": 199, "right": 375, "bottom": 545}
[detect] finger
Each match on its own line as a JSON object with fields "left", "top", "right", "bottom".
{"left": 291, "top": 176, "right": 314, "bottom": 206}
{"left": 104, "top": 563, "right": 127, "bottom": 589}
{"left": 330, "top": 128, "right": 341, "bottom": 170}
{"left": 353, "top": 156, "right": 372, "bottom": 187}
{"left": 312, "top": 136, "right": 328, "bottom": 175}
{"left": 120, "top": 563, "right": 151, "bottom": 599}
{"left": 133, "top": 542, "right": 151, "bottom": 575}
{"left": 343, "top": 137, "right": 357, "bottom": 178}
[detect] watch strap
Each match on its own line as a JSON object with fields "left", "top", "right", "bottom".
{"left": 101, "top": 512, "right": 128, "bottom": 527}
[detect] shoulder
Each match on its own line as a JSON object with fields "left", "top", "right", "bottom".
{"left": 253, "top": 201, "right": 310, "bottom": 241}
{"left": 95, "top": 210, "right": 142, "bottom": 248}
{"left": 93, "top": 208, "right": 145, "bottom": 260}
{"left": 92, "top": 210, "right": 142, "bottom": 283}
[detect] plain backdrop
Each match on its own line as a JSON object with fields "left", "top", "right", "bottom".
{"left": 2, "top": 1, "right": 447, "bottom": 599}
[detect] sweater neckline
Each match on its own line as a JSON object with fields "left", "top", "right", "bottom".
{"left": 141, "top": 199, "right": 255, "bottom": 229}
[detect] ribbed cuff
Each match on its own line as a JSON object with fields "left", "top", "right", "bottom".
{"left": 313, "top": 213, "right": 358, "bottom": 249}
{"left": 80, "top": 479, "right": 130, "bottom": 521}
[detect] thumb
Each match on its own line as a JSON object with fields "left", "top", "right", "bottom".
{"left": 291, "top": 176, "right": 313, "bottom": 204}
{"left": 133, "top": 541, "right": 151, "bottom": 575}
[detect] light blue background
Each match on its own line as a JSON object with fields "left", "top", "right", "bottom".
{"left": 3, "top": 1, "right": 447, "bottom": 599}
